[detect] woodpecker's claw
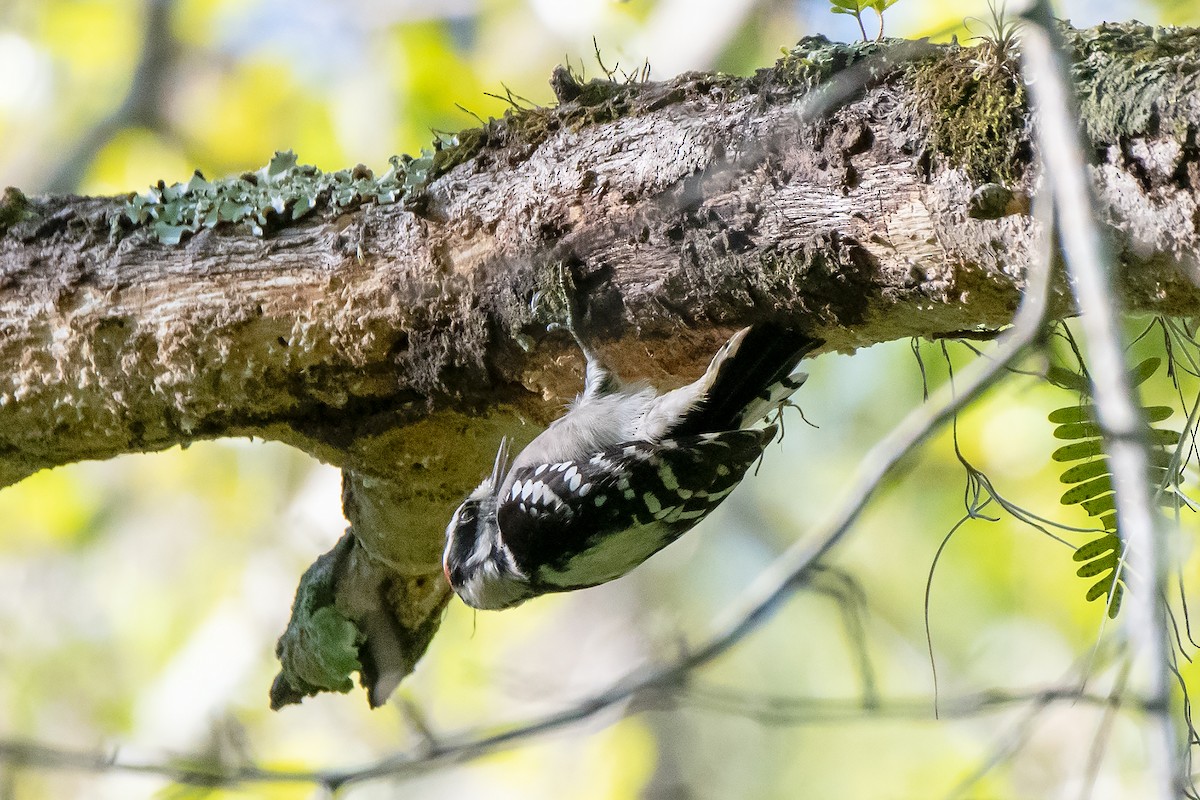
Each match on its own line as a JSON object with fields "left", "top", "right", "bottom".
{"left": 546, "top": 263, "right": 598, "bottom": 363}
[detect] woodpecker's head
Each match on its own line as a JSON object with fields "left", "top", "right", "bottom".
{"left": 442, "top": 438, "right": 534, "bottom": 610}
{"left": 443, "top": 494, "right": 493, "bottom": 588}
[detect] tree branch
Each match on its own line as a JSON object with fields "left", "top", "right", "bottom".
{"left": 2, "top": 23, "right": 1198, "bottom": 707}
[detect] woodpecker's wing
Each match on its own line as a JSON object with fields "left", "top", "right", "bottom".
{"left": 497, "top": 428, "right": 774, "bottom": 592}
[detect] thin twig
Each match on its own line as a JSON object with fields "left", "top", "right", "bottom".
{"left": 668, "top": 683, "right": 1120, "bottom": 724}
{"left": 1018, "top": 2, "right": 1183, "bottom": 795}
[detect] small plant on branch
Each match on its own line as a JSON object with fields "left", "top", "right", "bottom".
{"left": 829, "top": 0, "right": 902, "bottom": 41}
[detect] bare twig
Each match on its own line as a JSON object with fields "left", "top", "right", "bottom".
{"left": 663, "top": 683, "right": 1119, "bottom": 724}
{"left": 1018, "top": 2, "right": 1183, "bottom": 795}
{"left": 41, "top": 0, "right": 178, "bottom": 193}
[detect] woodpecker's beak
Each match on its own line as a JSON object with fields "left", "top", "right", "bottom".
{"left": 490, "top": 436, "right": 511, "bottom": 486}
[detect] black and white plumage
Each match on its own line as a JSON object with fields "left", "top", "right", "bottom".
{"left": 443, "top": 323, "right": 822, "bottom": 610}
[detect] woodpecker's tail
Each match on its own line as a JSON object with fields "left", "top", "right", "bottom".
{"left": 669, "top": 323, "right": 822, "bottom": 436}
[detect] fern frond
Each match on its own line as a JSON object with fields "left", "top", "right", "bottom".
{"left": 1049, "top": 357, "right": 1180, "bottom": 619}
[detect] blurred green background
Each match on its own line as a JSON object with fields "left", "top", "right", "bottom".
{"left": 2, "top": 1, "right": 1199, "bottom": 798}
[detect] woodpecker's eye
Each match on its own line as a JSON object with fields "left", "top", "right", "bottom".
{"left": 455, "top": 507, "right": 475, "bottom": 528}
{"left": 444, "top": 501, "right": 482, "bottom": 589}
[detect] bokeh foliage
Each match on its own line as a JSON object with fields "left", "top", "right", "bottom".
{"left": 2, "top": 0, "right": 1200, "bottom": 798}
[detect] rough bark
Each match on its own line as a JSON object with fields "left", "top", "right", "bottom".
{"left": 1, "top": 22, "right": 1197, "bottom": 706}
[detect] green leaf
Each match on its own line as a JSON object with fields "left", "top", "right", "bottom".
{"left": 1053, "top": 422, "right": 1101, "bottom": 440}
{"left": 1080, "top": 493, "right": 1117, "bottom": 516}
{"left": 1130, "top": 357, "right": 1160, "bottom": 387}
{"left": 1159, "top": 490, "right": 1184, "bottom": 507}
{"left": 1048, "top": 405, "right": 1093, "bottom": 424}
{"left": 1149, "top": 448, "right": 1175, "bottom": 468}
{"left": 1060, "top": 475, "right": 1113, "bottom": 505}
{"left": 1073, "top": 534, "right": 1120, "bottom": 562}
{"left": 1086, "top": 578, "right": 1112, "bottom": 602}
{"left": 1052, "top": 440, "right": 1105, "bottom": 462}
{"left": 1099, "top": 512, "right": 1117, "bottom": 531}
{"left": 1150, "top": 428, "right": 1181, "bottom": 446}
{"left": 1144, "top": 406, "right": 1174, "bottom": 423}
{"left": 1107, "top": 583, "right": 1124, "bottom": 617}
{"left": 1046, "top": 366, "right": 1089, "bottom": 391}
{"left": 1059, "top": 459, "right": 1109, "bottom": 484}
{"left": 1076, "top": 552, "right": 1118, "bottom": 578}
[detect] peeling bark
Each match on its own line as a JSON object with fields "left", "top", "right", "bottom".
{"left": 1, "top": 23, "right": 1198, "bottom": 706}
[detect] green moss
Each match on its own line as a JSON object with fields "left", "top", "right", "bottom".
{"left": 906, "top": 48, "right": 1028, "bottom": 184}
{"left": 1065, "top": 22, "right": 1200, "bottom": 144}
{"left": 0, "top": 186, "right": 35, "bottom": 231}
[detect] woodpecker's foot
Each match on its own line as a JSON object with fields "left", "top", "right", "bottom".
{"left": 544, "top": 262, "right": 596, "bottom": 361}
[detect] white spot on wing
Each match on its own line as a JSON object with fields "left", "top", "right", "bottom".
{"left": 659, "top": 464, "right": 679, "bottom": 491}
{"left": 708, "top": 485, "right": 736, "bottom": 502}
{"left": 568, "top": 472, "right": 582, "bottom": 492}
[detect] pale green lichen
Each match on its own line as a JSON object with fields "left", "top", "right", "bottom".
{"left": 772, "top": 35, "right": 893, "bottom": 88}
{"left": 270, "top": 535, "right": 363, "bottom": 706}
{"left": 115, "top": 149, "right": 437, "bottom": 244}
